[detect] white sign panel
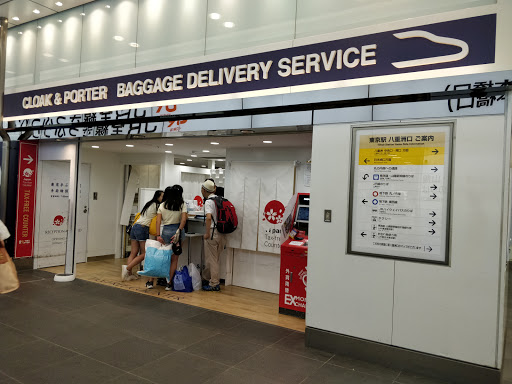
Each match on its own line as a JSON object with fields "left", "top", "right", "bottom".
{"left": 348, "top": 124, "right": 452, "bottom": 264}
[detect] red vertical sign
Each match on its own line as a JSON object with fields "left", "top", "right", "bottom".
{"left": 15, "top": 141, "right": 38, "bottom": 258}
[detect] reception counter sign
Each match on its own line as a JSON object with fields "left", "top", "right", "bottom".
{"left": 348, "top": 124, "right": 452, "bottom": 264}
{"left": 4, "top": 14, "right": 496, "bottom": 120}
{"left": 14, "top": 141, "right": 39, "bottom": 258}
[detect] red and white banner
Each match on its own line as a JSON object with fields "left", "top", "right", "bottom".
{"left": 15, "top": 141, "right": 38, "bottom": 258}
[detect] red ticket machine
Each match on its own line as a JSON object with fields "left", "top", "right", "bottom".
{"left": 279, "top": 238, "right": 308, "bottom": 318}
{"left": 279, "top": 193, "right": 309, "bottom": 318}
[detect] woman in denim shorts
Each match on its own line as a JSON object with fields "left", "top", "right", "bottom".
{"left": 122, "top": 190, "right": 163, "bottom": 281}
{"left": 154, "top": 185, "right": 187, "bottom": 290}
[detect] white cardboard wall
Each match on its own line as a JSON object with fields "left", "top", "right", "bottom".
{"left": 307, "top": 116, "right": 508, "bottom": 367}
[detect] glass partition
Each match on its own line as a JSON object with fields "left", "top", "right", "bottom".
{"left": 80, "top": 0, "right": 138, "bottom": 77}
{"left": 35, "top": 9, "right": 83, "bottom": 84}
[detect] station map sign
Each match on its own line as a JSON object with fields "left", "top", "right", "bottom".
{"left": 348, "top": 124, "right": 452, "bottom": 264}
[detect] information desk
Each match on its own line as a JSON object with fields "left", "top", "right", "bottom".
{"left": 279, "top": 237, "right": 308, "bottom": 318}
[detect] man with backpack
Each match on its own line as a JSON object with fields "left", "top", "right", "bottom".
{"left": 201, "top": 180, "right": 225, "bottom": 291}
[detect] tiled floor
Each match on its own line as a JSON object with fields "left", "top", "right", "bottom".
{"left": 0, "top": 269, "right": 508, "bottom": 384}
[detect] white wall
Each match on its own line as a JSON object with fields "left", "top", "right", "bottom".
{"left": 227, "top": 146, "right": 312, "bottom": 293}
{"left": 81, "top": 149, "right": 124, "bottom": 258}
{"left": 307, "top": 116, "right": 509, "bottom": 367}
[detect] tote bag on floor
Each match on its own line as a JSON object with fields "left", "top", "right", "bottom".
{"left": 0, "top": 256, "right": 19, "bottom": 294}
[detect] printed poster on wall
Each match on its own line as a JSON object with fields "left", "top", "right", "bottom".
{"left": 14, "top": 141, "right": 38, "bottom": 258}
{"left": 35, "top": 161, "right": 70, "bottom": 261}
{"left": 348, "top": 124, "right": 452, "bottom": 264}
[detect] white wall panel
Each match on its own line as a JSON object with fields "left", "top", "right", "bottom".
{"left": 307, "top": 123, "right": 395, "bottom": 344}
{"left": 391, "top": 115, "right": 506, "bottom": 367}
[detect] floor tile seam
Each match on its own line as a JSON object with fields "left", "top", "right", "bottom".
{"left": 177, "top": 331, "right": 222, "bottom": 352}
{"left": 27, "top": 336, "right": 139, "bottom": 378}
{"left": 217, "top": 329, "right": 281, "bottom": 348}
{"left": 127, "top": 350, "right": 181, "bottom": 372}
{"left": 325, "top": 360, "right": 400, "bottom": 381}
{"left": 0, "top": 369, "right": 23, "bottom": 384}
{"left": 231, "top": 345, "right": 273, "bottom": 369}
{"left": 179, "top": 349, "right": 238, "bottom": 369}
{"left": 19, "top": 278, "right": 46, "bottom": 284}
{"left": 115, "top": 371, "right": 160, "bottom": 384}
{"left": 11, "top": 354, "right": 79, "bottom": 380}
{"left": 296, "top": 352, "right": 335, "bottom": 384}
{"left": 264, "top": 344, "right": 336, "bottom": 364}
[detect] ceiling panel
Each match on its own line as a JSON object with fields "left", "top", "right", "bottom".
{"left": 84, "top": 133, "right": 313, "bottom": 170}
{"left": 0, "top": 0, "right": 95, "bottom": 27}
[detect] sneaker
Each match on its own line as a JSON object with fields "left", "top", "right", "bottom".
{"left": 121, "top": 265, "right": 130, "bottom": 281}
{"left": 145, "top": 281, "right": 154, "bottom": 289}
{"left": 202, "top": 284, "right": 220, "bottom": 292}
{"left": 127, "top": 274, "right": 138, "bottom": 281}
{"left": 165, "top": 283, "right": 173, "bottom": 291}
{"left": 156, "top": 278, "right": 167, "bottom": 287}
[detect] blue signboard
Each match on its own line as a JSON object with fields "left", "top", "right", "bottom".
{"left": 4, "top": 14, "right": 496, "bottom": 119}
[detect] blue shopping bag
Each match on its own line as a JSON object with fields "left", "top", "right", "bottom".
{"left": 173, "top": 266, "right": 193, "bottom": 293}
{"left": 137, "top": 240, "right": 172, "bottom": 280}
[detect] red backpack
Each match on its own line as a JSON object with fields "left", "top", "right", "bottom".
{"left": 207, "top": 196, "right": 238, "bottom": 234}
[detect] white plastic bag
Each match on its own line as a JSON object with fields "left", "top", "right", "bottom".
{"left": 189, "top": 263, "right": 202, "bottom": 291}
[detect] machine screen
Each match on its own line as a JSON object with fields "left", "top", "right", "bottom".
{"left": 296, "top": 206, "right": 309, "bottom": 222}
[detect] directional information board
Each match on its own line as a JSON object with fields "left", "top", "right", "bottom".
{"left": 348, "top": 124, "right": 452, "bottom": 264}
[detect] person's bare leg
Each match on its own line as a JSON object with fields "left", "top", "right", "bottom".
{"left": 127, "top": 241, "right": 146, "bottom": 271}
{"left": 169, "top": 254, "right": 179, "bottom": 285}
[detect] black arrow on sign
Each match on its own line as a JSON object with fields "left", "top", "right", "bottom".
{"left": 431, "top": 167, "right": 438, "bottom": 172}
{"left": 432, "top": 149, "right": 439, "bottom": 155}
{"left": 426, "top": 246, "right": 433, "bottom": 252}
{"left": 364, "top": 158, "right": 370, "bottom": 164}
{"left": 363, "top": 174, "right": 369, "bottom": 180}
{"left": 361, "top": 232, "right": 367, "bottom": 237}
{"left": 430, "top": 193, "right": 437, "bottom": 199}
{"left": 429, "top": 229, "right": 436, "bottom": 235}
{"left": 429, "top": 220, "right": 436, "bottom": 226}
{"left": 362, "top": 199, "right": 368, "bottom": 204}
{"left": 429, "top": 211, "right": 436, "bottom": 217}
{"left": 430, "top": 185, "right": 437, "bottom": 190}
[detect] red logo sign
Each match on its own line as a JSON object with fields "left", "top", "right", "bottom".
{"left": 263, "top": 200, "right": 285, "bottom": 225}
{"left": 155, "top": 105, "right": 188, "bottom": 131}
{"left": 53, "top": 215, "right": 65, "bottom": 226}
{"left": 15, "top": 141, "right": 38, "bottom": 258}
{"left": 194, "top": 195, "right": 204, "bottom": 208}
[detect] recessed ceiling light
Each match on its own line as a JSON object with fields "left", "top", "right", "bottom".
{"left": 126, "top": 144, "right": 134, "bottom": 147}
{"left": 165, "top": 143, "right": 173, "bottom": 146}
{"left": 191, "top": 154, "right": 197, "bottom": 157}
{"left": 37, "top": 26, "right": 42, "bottom": 29}
{"left": 223, "top": 21, "right": 235, "bottom": 28}
{"left": 113, "top": 35, "right": 124, "bottom": 41}
{"left": 58, "top": 19, "right": 63, "bottom": 22}
{"left": 33, "top": 9, "right": 41, "bottom": 14}
{"left": 12, "top": 16, "right": 19, "bottom": 21}
{"left": 55, "top": 2, "right": 63, "bottom": 6}
{"left": 187, "top": 159, "right": 193, "bottom": 162}
{"left": 263, "top": 140, "right": 272, "bottom": 144}
{"left": 129, "top": 42, "right": 139, "bottom": 48}
{"left": 217, "top": 159, "right": 225, "bottom": 162}
{"left": 202, "top": 150, "right": 210, "bottom": 153}
{"left": 105, "top": 5, "right": 111, "bottom": 8}
{"left": 201, "top": 165, "right": 206, "bottom": 168}
{"left": 210, "top": 142, "right": 219, "bottom": 145}
{"left": 80, "top": 12, "right": 85, "bottom": 16}
{"left": 165, "top": 150, "right": 172, "bottom": 153}
{"left": 18, "top": 31, "right": 23, "bottom": 35}
{"left": 91, "top": 145, "right": 99, "bottom": 148}
{"left": 209, "top": 13, "right": 221, "bottom": 20}
{"left": 180, "top": 163, "right": 185, "bottom": 165}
